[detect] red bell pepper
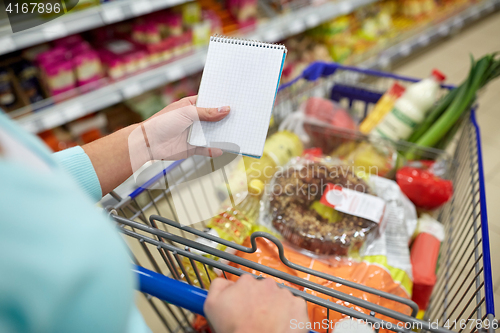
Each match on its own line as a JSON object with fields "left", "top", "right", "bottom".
{"left": 396, "top": 163, "right": 453, "bottom": 210}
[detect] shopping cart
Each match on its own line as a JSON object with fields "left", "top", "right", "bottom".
{"left": 108, "top": 62, "right": 496, "bottom": 333}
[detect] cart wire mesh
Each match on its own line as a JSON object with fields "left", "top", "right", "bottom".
{"left": 108, "top": 62, "right": 496, "bottom": 333}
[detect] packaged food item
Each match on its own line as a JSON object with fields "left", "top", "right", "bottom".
{"left": 334, "top": 140, "right": 398, "bottom": 177}
{"left": 227, "top": 237, "right": 412, "bottom": 333}
{"left": 207, "top": 208, "right": 254, "bottom": 245}
{"left": 411, "top": 214, "right": 444, "bottom": 310}
{"left": 36, "top": 47, "right": 68, "bottom": 66}
{"left": 0, "top": 68, "right": 17, "bottom": 108}
{"left": 223, "top": 131, "right": 303, "bottom": 198}
{"left": 182, "top": 2, "right": 202, "bottom": 24}
{"left": 264, "top": 158, "right": 382, "bottom": 256}
{"left": 42, "top": 61, "right": 76, "bottom": 96}
{"left": 73, "top": 51, "right": 103, "bottom": 86}
{"left": 166, "top": 14, "right": 183, "bottom": 36}
{"left": 396, "top": 161, "right": 453, "bottom": 210}
{"left": 193, "top": 21, "right": 212, "bottom": 46}
{"left": 103, "top": 56, "right": 125, "bottom": 80}
{"left": 371, "top": 69, "right": 446, "bottom": 141}
{"left": 359, "top": 82, "right": 406, "bottom": 134}
{"left": 304, "top": 97, "right": 356, "bottom": 130}
{"left": 99, "top": 40, "right": 148, "bottom": 77}
{"left": 14, "top": 61, "right": 45, "bottom": 105}
{"left": 177, "top": 254, "right": 218, "bottom": 289}
{"left": 227, "top": 0, "right": 258, "bottom": 22}
{"left": 38, "top": 129, "right": 70, "bottom": 152}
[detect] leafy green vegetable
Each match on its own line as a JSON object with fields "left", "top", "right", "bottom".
{"left": 405, "top": 52, "right": 500, "bottom": 158}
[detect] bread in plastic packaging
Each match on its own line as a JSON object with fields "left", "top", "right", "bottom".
{"left": 262, "top": 157, "right": 385, "bottom": 256}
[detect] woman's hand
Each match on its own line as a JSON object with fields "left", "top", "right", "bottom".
{"left": 82, "top": 96, "right": 230, "bottom": 196}
{"left": 128, "top": 95, "right": 230, "bottom": 173}
{"left": 204, "top": 275, "right": 309, "bottom": 333}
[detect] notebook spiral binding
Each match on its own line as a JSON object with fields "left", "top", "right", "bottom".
{"left": 210, "top": 34, "right": 287, "bottom": 52}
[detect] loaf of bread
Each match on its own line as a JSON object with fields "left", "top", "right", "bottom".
{"left": 269, "top": 162, "right": 378, "bottom": 256}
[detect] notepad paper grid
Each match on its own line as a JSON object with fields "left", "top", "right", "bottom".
{"left": 188, "top": 36, "right": 287, "bottom": 158}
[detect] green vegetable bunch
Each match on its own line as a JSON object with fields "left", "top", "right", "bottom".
{"left": 406, "top": 52, "right": 500, "bottom": 155}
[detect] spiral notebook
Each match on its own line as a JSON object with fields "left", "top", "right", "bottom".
{"left": 188, "top": 35, "right": 287, "bottom": 158}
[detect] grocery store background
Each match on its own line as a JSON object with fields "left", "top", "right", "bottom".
{"left": 1, "top": 0, "right": 500, "bottom": 331}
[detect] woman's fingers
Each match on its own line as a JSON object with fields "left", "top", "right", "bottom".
{"left": 196, "top": 106, "right": 230, "bottom": 121}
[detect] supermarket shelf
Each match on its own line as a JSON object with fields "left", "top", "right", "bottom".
{"left": 247, "top": 0, "right": 379, "bottom": 43}
{"left": 361, "top": 0, "right": 500, "bottom": 70}
{"left": 13, "top": 0, "right": 379, "bottom": 133}
{"left": 0, "top": 0, "right": 191, "bottom": 56}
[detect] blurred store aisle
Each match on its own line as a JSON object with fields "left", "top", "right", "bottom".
{"left": 393, "top": 10, "right": 500, "bottom": 313}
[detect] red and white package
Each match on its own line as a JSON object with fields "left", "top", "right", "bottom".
{"left": 320, "top": 183, "right": 386, "bottom": 224}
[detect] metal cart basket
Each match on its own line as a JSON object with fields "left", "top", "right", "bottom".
{"left": 108, "top": 62, "right": 496, "bottom": 333}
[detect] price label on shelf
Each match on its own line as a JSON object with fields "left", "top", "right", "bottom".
{"left": 305, "top": 14, "right": 320, "bottom": 28}
{"left": 165, "top": 66, "right": 185, "bottom": 82}
{"left": 263, "top": 29, "right": 282, "bottom": 42}
{"left": 101, "top": 5, "right": 125, "bottom": 24}
{"left": 399, "top": 44, "right": 411, "bottom": 56}
{"left": 378, "top": 56, "right": 391, "bottom": 69}
{"left": 122, "top": 82, "right": 144, "bottom": 99}
{"left": 42, "top": 22, "right": 67, "bottom": 40}
{"left": 42, "top": 110, "right": 64, "bottom": 130}
{"left": 486, "top": 1, "right": 495, "bottom": 12}
{"left": 245, "top": 33, "right": 259, "bottom": 41}
{"left": 0, "top": 36, "right": 15, "bottom": 55}
{"left": 339, "top": 1, "right": 353, "bottom": 14}
{"left": 168, "top": 0, "right": 185, "bottom": 6}
{"left": 64, "top": 103, "right": 86, "bottom": 120}
{"left": 438, "top": 24, "right": 450, "bottom": 36}
{"left": 131, "top": 1, "right": 153, "bottom": 16}
{"left": 288, "top": 20, "right": 306, "bottom": 34}
{"left": 19, "top": 120, "right": 39, "bottom": 134}
{"left": 418, "top": 34, "right": 430, "bottom": 46}
{"left": 453, "top": 17, "right": 464, "bottom": 29}
{"left": 471, "top": 6, "right": 481, "bottom": 19}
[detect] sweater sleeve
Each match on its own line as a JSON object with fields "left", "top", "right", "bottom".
{"left": 53, "top": 146, "right": 102, "bottom": 201}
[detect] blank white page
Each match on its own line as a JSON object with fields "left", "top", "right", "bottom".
{"left": 188, "top": 36, "right": 286, "bottom": 158}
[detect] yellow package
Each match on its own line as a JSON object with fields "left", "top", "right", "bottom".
{"left": 359, "top": 82, "right": 406, "bottom": 133}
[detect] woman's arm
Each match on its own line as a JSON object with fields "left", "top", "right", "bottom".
{"left": 82, "top": 96, "right": 230, "bottom": 196}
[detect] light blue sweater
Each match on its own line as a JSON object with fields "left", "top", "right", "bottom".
{"left": 0, "top": 113, "right": 150, "bottom": 333}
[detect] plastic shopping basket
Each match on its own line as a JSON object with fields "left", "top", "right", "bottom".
{"left": 107, "top": 62, "right": 496, "bottom": 333}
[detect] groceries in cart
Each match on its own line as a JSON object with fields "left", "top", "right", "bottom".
{"left": 407, "top": 52, "right": 500, "bottom": 150}
{"left": 410, "top": 214, "right": 445, "bottom": 311}
{"left": 396, "top": 160, "right": 453, "bottom": 210}
{"left": 371, "top": 69, "right": 446, "bottom": 141}
{"left": 264, "top": 158, "right": 384, "bottom": 257}
{"left": 359, "top": 82, "right": 406, "bottom": 134}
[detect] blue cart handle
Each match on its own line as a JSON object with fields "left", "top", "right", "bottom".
{"left": 278, "top": 61, "right": 455, "bottom": 92}
{"left": 134, "top": 266, "right": 318, "bottom": 333}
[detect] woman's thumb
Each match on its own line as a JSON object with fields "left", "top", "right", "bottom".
{"left": 196, "top": 105, "right": 231, "bottom": 121}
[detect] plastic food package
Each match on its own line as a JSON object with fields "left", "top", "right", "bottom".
{"left": 396, "top": 160, "right": 453, "bottom": 210}
{"left": 207, "top": 208, "right": 254, "bottom": 245}
{"left": 226, "top": 237, "right": 412, "bottom": 333}
{"left": 221, "top": 131, "right": 303, "bottom": 199}
{"left": 179, "top": 256, "right": 218, "bottom": 288}
{"left": 359, "top": 82, "right": 406, "bottom": 134}
{"left": 304, "top": 97, "right": 357, "bottom": 130}
{"left": 193, "top": 175, "right": 416, "bottom": 332}
{"left": 332, "top": 140, "right": 398, "bottom": 178}
{"left": 262, "top": 158, "right": 384, "bottom": 256}
{"left": 411, "top": 214, "right": 444, "bottom": 310}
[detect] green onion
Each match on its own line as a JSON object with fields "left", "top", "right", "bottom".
{"left": 408, "top": 55, "right": 475, "bottom": 143}
{"left": 405, "top": 53, "right": 500, "bottom": 159}
{"left": 407, "top": 83, "right": 460, "bottom": 143}
{"left": 413, "top": 56, "right": 491, "bottom": 148}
